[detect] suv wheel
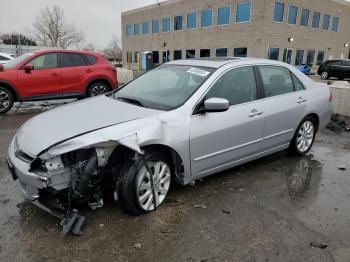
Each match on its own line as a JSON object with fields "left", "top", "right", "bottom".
{"left": 117, "top": 152, "right": 172, "bottom": 215}
{"left": 289, "top": 116, "right": 316, "bottom": 156}
{"left": 320, "top": 71, "right": 329, "bottom": 80}
{"left": 0, "top": 87, "right": 14, "bottom": 113}
{"left": 87, "top": 82, "right": 110, "bottom": 97}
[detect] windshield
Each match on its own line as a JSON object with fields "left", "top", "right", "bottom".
{"left": 4, "top": 52, "right": 34, "bottom": 69}
{"left": 112, "top": 65, "right": 215, "bottom": 110}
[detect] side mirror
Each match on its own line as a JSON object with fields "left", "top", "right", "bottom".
{"left": 204, "top": 97, "right": 229, "bottom": 113}
{"left": 0, "top": 64, "right": 4, "bottom": 72}
{"left": 24, "top": 64, "right": 34, "bottom": 73}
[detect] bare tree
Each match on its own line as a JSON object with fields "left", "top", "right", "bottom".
{"left": 82, "top": 43, "right": 96, "bottom": 51}
{"left": 33, "top": 5, "right": 85, "bottom": 49}
{"left": 103, "top": 37, "right": 122, "bottom": 63}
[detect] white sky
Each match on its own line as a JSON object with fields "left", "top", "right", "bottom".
{"left": 0, "top": 0, "right": 349, "bottom": 49}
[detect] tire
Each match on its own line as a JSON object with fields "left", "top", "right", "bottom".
{"left": 0, "top": 87, "right": 14, "bottom": 113}
{"left": 87, "top": 82, "right": 110, "bottom": 97}
{"left": 289, "top": 116, "right": 317, "bottom": 156}
{"left": 117, "top": 151, "right": 172, "bottom": 215}
{"left": 320, "top": 71, "right": 329, "bottom": 80}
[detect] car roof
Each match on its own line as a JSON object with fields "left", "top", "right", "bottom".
{"left": 167, "top": 57, "right": 288, "bottom": 69}
{"left": 32, "top": 49, "right": 103, "bottom": 56}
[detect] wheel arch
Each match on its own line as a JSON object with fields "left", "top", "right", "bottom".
{"left": 0, "top": 81, "right": 19, "bottom": 101}
{"left": 85, "top": 77, "right": 113, "bottom": 96}
{"left": 305, "top": 113, "right": 320, "bottom": 132}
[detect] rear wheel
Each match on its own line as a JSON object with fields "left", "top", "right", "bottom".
{"left": 117, "top": 151, "right": 172, "bottom": 215}
{"left": 0, "top": 87, "right": 14, "bottom": 113}
{"left": 87, "top": 82, "right": 110, "bottom": 97}
{"left": 289, "top": 116, "right": 316, "bottom": 155}
{"left": 320, "top": 71, "right": 329, "bottom": 80}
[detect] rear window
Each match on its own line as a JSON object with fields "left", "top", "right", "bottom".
{"left": 84, "top": 54, "right": 97, "bottom": 65}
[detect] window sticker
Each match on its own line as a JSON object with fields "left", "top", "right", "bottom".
{"left": 187, "top": 67, "right": 210, "bottom": 77}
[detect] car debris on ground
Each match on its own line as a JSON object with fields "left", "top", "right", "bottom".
{"left": 327, "top": 114, "right": 350, "bottom": 133}
{"left": 309, "top": 242, "right": 328, "bottom": 249}
{"left": 338, "top": 164, "right": 347, "bottom": 171}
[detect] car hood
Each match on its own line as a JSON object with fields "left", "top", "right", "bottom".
{"left": 16, "top": 95, "right": 162, "bottom": 156}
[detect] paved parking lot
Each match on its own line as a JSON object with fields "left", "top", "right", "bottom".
{"left": 0, "top": 77, "right": 350, "bottom": 261}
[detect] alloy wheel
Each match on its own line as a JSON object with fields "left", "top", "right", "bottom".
{"left": 321, "top": 71, "right": 328, "bottom": 79}
{"left": 90, "top": 84, "right": 108, "bottom": 96}
{"left": 137, "top": 160, "right": 171, "bottom": 211}
{"left": 0, "top": 90, "right": 10, "bottom": 111}
{"left": 296, "top": 121, "right": 315, "bottom": 153}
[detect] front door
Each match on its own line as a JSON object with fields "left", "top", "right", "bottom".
{"left": 190, "top": 66, "right": 265, "bottom": 177}
{"left": 17, "top": 53, "right": 61, "bottom": 98}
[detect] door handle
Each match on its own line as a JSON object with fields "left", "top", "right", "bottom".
{"left": 249, "top": 109, "right": 263, "bottom": 117}
{"left": 297, "top": 97, "right": 307, "bottom": 103}
{"left": 86, "top": 69, "right": 93, "bottom": 73}
{"left": 51, "top": 73, "right": 59, "bottom": 77}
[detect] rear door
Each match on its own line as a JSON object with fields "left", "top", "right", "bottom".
{"left": 257, "top": 65, "right": 307, "bottom": 151}
{"left": 59, "top": 53, "right": 89, "bottom": 94}
{"left": 17, "top": 53, "right": 61, "bottom": 97}
{"left": 190, "top": 66, "right": 265, "bottom": 177}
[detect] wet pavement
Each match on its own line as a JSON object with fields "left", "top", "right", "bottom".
{"left": 1, "top": 102, "right": 350, "bottom": 262}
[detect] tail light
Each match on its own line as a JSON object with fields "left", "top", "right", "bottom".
{"left": 329, "top": 89, "right": 333, "bottom": 102}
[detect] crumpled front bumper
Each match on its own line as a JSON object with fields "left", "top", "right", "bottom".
{"left": 7, "top": 138, "right": 48, "bottom": 201}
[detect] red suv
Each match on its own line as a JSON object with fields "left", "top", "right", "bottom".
{"left": 0, "top": 50, "right": 118, "bottom": 113}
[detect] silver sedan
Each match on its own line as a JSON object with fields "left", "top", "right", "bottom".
{"left": 7, "top": 58, "right": 332, "bottom": 220}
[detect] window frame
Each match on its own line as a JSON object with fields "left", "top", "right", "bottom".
{"left": 273, "top": 2, "right": 285, "bottom": 23}
{"left": 201, "top": 9, "right": 213, "bottom": 28}
{"left": 300, "top": 9, "right": 310, "bottom": 27}
{"left": 217, "top": 6, "right": 231, "bottom": 25}
{"left": 25, "top": 52, "right": 59, "bottom": 70}
{"left": 216, "top": 48, "right": 228, "bottom": 57}
{"left": 332, "top": 16, "right": 339, "bottom": 32}
{"left": 126, "top": 24, "right": 133, "bottom": 36}
{"left": 193, "top": 65, "right": 262, "bottom": 115}
{"left": 267, "top": 48, "right": 280, "bottom": 61}
{"left": 59, "top": 52, "right": 87, "bottom": 68}
{"left": 174, "top": 15, "right": 183, "bottom": 31}
{"left": 316, "top": 51, "right": 325, "bottom": 66}
{"left": 287, "top": 5, "right": 298, "bottom": 25}
{"left": 322, "top": 14, "right": 330, "bottom": 31}
{"left": 295, "top": 49, "right": 305, "bottom": 65}
{"left": 311, "top": 11, "right": 321, "bottom": 29}
{"left": 234, "top": 47, "right": 248, "bottom": 57}
{"left": 236, "top": 2, "right": 252, "bottom": 23}
{"left": 162, "top": 17, "right": 171, "bottom": 33}
{"left": 187, "top": 12, "right": 197, "bottom": 29}
{"left": 186, "top": 49, "right": 196, "bottom": 59}
{"left": 152, "top": 20, "right": 159, "bottom": 34}
{"left": 143, "top": 21, "right": 149, "bottom": 35}
{"left": 256, "top": 65, "right": 305, "bottom": 99}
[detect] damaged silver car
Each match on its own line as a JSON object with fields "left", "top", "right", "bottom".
{"left": 7, "top": 58, "right": 332, "bottom": 235}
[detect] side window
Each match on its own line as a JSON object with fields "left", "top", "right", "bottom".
{"left": 61, "top": 53, "right": 86, "bottom": 67}
{"left": 292, "top": 74, "right": 305, "bottom": 91}
{"left": 259, "top": 66, "right": 294, "bottom": 97}
{"left": 0, "top": 55, "right": 10, "bottom": 61}
{"left": 84, "top": 55, "right": 97, "bottom": 65}
{"left": 343, "top": 61, "right": 350, "bottom": 67}
{"left": 29, "top": 53, "right": 58, "bottom": 69}
{"left": 206, "top": 66, "right": 257, "bottom": 106}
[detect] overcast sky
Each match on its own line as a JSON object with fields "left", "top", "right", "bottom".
{"left": 0, "top": 0, "right": 349, "bottom": 49}
{"left": 0, "top": 0, "right": 165, "bottom": 49}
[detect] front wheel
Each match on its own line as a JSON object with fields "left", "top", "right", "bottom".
{"left": 0, "top": 87, "right": 14, "bottom": 113}
{"left": 117, "top": 152, "right": 172, "bottom": 215}
{"left": 87, "top": 82, "right": 110, "bottom": 97}
{"left": 289, "top": 116, "right": 316, "bottom": 155}
{"left": 320, "top": 71, "right": 329, "bottom": 80}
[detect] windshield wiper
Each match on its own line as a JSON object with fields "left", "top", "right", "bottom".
{"left": 115, "top": 96, "right": 146, "bottom": 108}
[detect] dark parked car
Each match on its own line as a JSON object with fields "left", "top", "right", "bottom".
{"left": 317, "top": 59, "right": 350, "bottom": 80}
{"left": 0, "top": 50, "right": 118, "bottom": 113}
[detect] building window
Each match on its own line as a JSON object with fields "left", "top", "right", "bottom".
{"left": 152, "top": 51, "right": 159, "bottom": 63}
{"left": 300, "top": 9, "right": 310, "bottom": 26}
{"left": 288, "top": 5, "right": 298, "bottom": 24}
{"left": 268, "top": 48, "right": 279, "bottom": 60}
{"left": 162, "top": 17, "right": 170, "bottom": 32}
{"left": 187, "top": 12, "right": 196, "bottom": 29}
{"left": 201, "top": 9, "right": 213, "bottom": 27}
{"left": 174, "top": 16, "right": 183, "bottom": 31}
{"left": 152, "top": 20, "right": 159, "bottom": 33}
{"left": 126, "top": 25, "right": 133, "bottom": 36}
{"left": 295, "top": 49, "right": 304, "bottom": 65}
{"left": 316, "top": 51, "right": 325, "bottom": 65}
{"left": 216, "top": 48, "right": 228, "bottom": 57}
{"left": 126, "top": 52, "right": 131, "bottom": 63}
{"left": 134, "top": 52, "right": 139, "bottom": 63}
{"left": 186, "top": 49, "right": 195, "bottom": 59}
{"left": 200, "top": 49, "right": 210, "bottom": 57}
{"left": 273, "top": 2, "right": 284, "bottom": 22}
{"left": 174, "top": 50, "right": 182, "bottom": 60}
{"left": 134, "top": 23, "right": 141, "bottom": 35}
{"left": 306, "top": 50, "right": 315, "bottom": 65}
{"left": 234, "top": 47, "right": 248, "bottom": 57}
{"left": 312, "top": 12, "right": 320, "bottom": 29}
{"left": 322, "top": 15, "right": 330, "bottom": 30}
{"left": 237, "top": 2, "right": 252, "bottom": 23}
{"left": 332, "top": 17, "right": 339, "bottom": 32}
{"left": 283, "top": 49, "right": 292, "bottom": 64}
{"left": 143, "top": 22, "right": 149, "bottom": 34}
{"left": 218, "top": 6, "right": 230, "bottom": 25}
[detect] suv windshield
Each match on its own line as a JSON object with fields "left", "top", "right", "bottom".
{"left": 112, "top": 65, "right": 214, "bottom": 110}
{"left": 4, "top": 52, "right": 34, "bottom": 69}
